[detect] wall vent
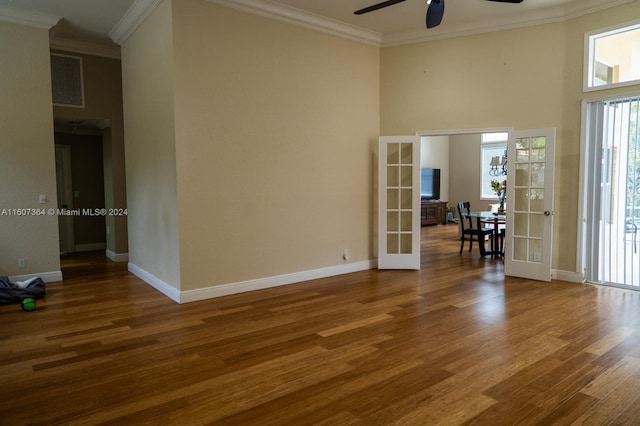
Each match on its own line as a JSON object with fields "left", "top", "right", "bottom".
{"left": 51, "top": 54, "right": 84, "bottom": 108}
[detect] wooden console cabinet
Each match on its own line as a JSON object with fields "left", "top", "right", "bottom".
{"left": 421, "top": 200, "right": 447, "bottom": 226}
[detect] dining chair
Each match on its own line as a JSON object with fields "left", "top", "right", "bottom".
{"left": 457, "top": 202, "right": 494, "bottom": 255}
{"left": 488, "top": 203, "right": 506, "bottom": 256}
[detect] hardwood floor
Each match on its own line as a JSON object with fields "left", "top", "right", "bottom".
{"left": 3, "top": 225, "right": 640, "bottom": 424}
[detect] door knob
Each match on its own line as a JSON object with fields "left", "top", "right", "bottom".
{"left": 544, "top": 211, "right": 551, "bottom": 216}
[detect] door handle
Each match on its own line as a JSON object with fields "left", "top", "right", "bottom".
{"left": 544, "top": 211, "right": 552, "bottom": 216}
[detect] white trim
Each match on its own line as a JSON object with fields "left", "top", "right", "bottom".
{"left": 577, "top": 99, "right": 590, "bottom": 284}
{"left": 583, "top": 18, "right": 640, "bottom": 92}
{"left": 552, "top": 269, "right": 584, "bottom": 284}
{"left": 200, "top": 0, "right": 634, "bottom": 48}
{"left": 50, "top": 38, "right": 121, "bottom": 60}
{"left": 0, "top": 5, "right": 60, "bottom": 29}
{"left": 383, "top": 0, "right": 636, "bottom": 47}
{"left": 205, "top": 0, "right": 381, "bottom": 47}
{"left": 106, "top": 250, "right": 129, "bottom": 262}
{"left": 129, "top": 259, "right": 375, "bottom": 304}
{"left": 581, "top": 89, "right": 640, "bottom": 104}
{"left": 128, "top": 262, "right": 180, "bottom": 303}
{"left": 74, "top": 243, "right": 107, "bottom": 252}
{"left": 179, "top": 260, "right": 376, "bottom": 304}
{"left": 416, "top": 127, "right": 513, "bottom": 137}
{"left": 109, "top": 0, "right": 164, "bottom": 45}
{"left": 9, "top": 271, "right": 63, "bottom": 283}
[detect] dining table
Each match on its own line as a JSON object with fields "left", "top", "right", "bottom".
{"left": 463, "top": 211, "right": 506, "bottom": 258}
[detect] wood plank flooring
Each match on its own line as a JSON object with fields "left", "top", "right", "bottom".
{"left": 3, "top": 225, "right": 640, "bottom": 424}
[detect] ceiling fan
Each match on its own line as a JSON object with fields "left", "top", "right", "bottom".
{"left": 354, "top": 0, "right": 524, "bottom": 29}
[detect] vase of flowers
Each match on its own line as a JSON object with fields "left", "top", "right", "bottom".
{"left": 490, "top": 179, "right": 507, "bottom": 214}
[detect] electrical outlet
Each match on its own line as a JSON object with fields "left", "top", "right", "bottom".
{"left": 18, "top": 258, "right": 26, "bottom": 268}
{"left": 343, "top": 249, "right": 350, "bottom": 261}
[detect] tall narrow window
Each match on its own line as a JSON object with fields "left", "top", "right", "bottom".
{"left": 480, "top": 132, "right": 508, "bottom": 199}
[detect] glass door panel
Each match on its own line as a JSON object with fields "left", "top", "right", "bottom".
{"left": 504, "top": 129, "right": 555, "bottom": 281}
{"left": 378, "top": 136, "right": 420, "bottom": 269}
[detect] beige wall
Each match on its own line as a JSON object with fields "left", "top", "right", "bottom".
{"left": 52, "top": 51, "right": 128, "bottom": 256}
{"left": 121, "top": 0, "right": 181, "bottom": 288}
{"left": 448, "top": 133, "right": 484, "bottom": 212}
{"left": 381, "top": 2, "right": 640, "bottom": 273}
{"left": 421, "top": 135, "right": 449, "bottom": 202}
{"left": 170, "top": 0, "right": 380, "bottom": 290}
{"left": 0, "top": 21, "right": 60, "bottom": 278}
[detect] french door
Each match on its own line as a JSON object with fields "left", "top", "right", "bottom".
{"left": 378, "top": 136, "right": 421, "bottom": 270}
{"left": 504, "top": 129, "right": 556, "bottom": 281}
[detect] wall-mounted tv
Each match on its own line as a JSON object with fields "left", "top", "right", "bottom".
{"left": 421, "top": 168, "right": 441, "bottom": 200}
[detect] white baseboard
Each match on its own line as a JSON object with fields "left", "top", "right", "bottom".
{"left": 552, "top": 269, "right": 583, "bottom": 283}
{"left": 106, "top": 250, "right": 129, "bottom": 262}
{"left": 9, "top": 270, "right": 63, "bottom": 283}
{"left": 128, "top": 259, "right": 376, "bottom": 304}
{"left": 127, "top": 262, "right": 180, "bottom": 303}
{"left": 179, "top": 260, "right": 377, "bottom": 304}
{"left": 74, "top": 243, "right": 107, "bottom": 252}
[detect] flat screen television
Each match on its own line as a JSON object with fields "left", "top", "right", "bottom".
{"left": 420, "top": 168, "right": 441, "bottom": 200}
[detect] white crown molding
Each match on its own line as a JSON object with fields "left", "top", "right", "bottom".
{"left": 0, "top": 5, "right": 60, "bottom": 29}
{"left": 383, "top": 0, "right": 638, "bottom": 46}
{"left": 206, "top": 0, "right": 382, "bottom": 47}
{"left": 109, "top": 0, "right": 164, "bottom": 45}
{"left": 50, "top": 37, "right": 121, "bottom": 59}
{"left": 383, "top": 12, "right": 566, "bottom": 47}
{"left": 563, "top": 0, "right": 637, "bottom": 20}
{"left": 203, "top": 0, "right": 636, "bottom": 48}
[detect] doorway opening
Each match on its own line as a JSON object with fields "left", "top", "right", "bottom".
{"left": 54, "top": 118, "right": 108, "bottom": 260}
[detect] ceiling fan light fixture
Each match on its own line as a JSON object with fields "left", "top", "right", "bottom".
{"left": 426, "top": 0, "right": 444, "bottom": 29}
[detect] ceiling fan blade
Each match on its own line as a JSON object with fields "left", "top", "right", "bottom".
{"left": 426, "top": 0, "right": 445, "bottom": 29}
{"left": 354, "top": 0, "right": 407, "bottom": 15}
{"left": 485, "top": 0, "right": 524, "bottom": 3}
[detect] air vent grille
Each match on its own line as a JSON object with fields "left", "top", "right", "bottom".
{"left": 51, "top": 54, "right": 84, "bottom": 107}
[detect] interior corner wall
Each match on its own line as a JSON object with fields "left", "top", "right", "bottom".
{"left": 381, "top": 1, "right": 640, "bottom": 273}
{"left": 171, "top": 0, "right": 380, "bottom": 291}
{"left": 0, "top": 21, "right": 61, "bottom": 280}
{"left": 121, "top": 0, "right": 181, "bottom": 290}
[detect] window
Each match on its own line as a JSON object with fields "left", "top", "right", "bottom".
{"left": 481, "top": 133, "right": 508, "bottom": 199}
{"left": 585, "top": 20, "right": 640, "bottom": 91}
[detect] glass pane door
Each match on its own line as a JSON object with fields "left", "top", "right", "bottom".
{"left": 378, "top": 136, "right": 420, "bottom": 270}
{"left": 504, "top": 129, "right": 555, "bottom": 281}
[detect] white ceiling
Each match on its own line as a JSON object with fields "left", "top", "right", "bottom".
{"left": 0, "top": 0, "right": 634, "bottom": 56}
